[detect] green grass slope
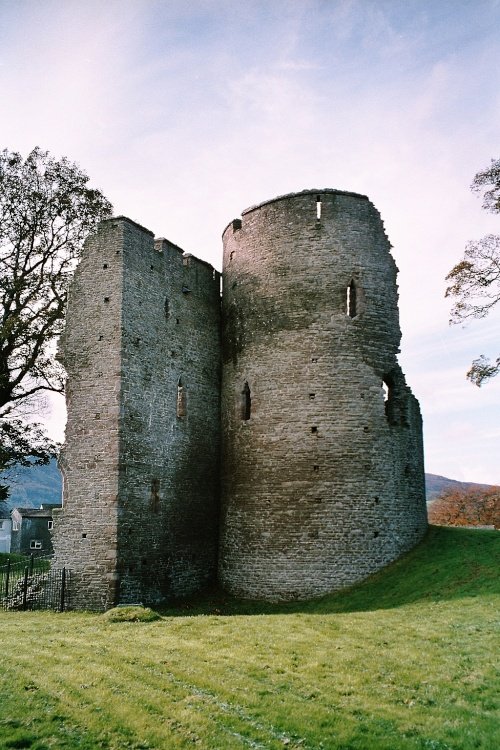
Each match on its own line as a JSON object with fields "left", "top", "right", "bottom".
{"left": 0, "top": 526, "right": 498, "bottom": 750}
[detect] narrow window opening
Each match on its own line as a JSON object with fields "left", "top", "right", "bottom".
{"left": 177, "top": 378, "right": 186, "bottom": 418}
{"left": 103, "top": 263, "right": 108, "bottom": 269}
{"left": 241, "top": 381, "right": 251, "bottom": 420}
{"left": 98, "top": 335, "right": 104, "bottom": 341}
{"left": 347, "top": 280, "right": 357, "bottom": 318}
{"left": 48, "top": 520, "right": 53, "bottom": 530}
{"left": 176, "top": 318, "right": 180, "bottom": 325}
{"left": 316, "top": 195, "right": 322, "bottom": 220}
{"left": 230, "top": 251, "right": 235, "bottom": 261}
{"left": 164, "top": 298, "right": 170, "bottom": 318}
{"left": 30, "top": 540, "right": 42, "bottom": 550}
{"left": 382, "top": 381, "right": 390, "bottom": 402}
{"left": 383, "top": 373, "right": 399, "bottom": 425}
{"left": 151, "top": 478, "right": 160, "bottom": 513}
{"left": 313, "top": 465, "right": 319, "bottom": 472}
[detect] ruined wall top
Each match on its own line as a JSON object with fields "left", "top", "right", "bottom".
{"left": 222, "top": 188, "right": 373, "bottom": 237}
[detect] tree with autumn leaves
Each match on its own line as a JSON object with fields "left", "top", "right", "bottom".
{"left": 429, "top": 486, "right": 499, "bottom": 529}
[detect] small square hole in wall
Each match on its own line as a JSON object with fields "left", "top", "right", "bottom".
{"left": 311, "top": 426, "right": 318, "bottom": 434}
{"left": 373, "top": 531, "right": 379, "bottom": 538}
{"left": 309, "top": 393, "right": 315, "bottom": 400}
{"left": 98, "top": 335, "right": 103, "bottom": 341}
{"left": 104, "top": 296, "right": 110, "bottom": 303}
{"left": 82, "top": 533, "right": 87, "bottom": 539}
{"left": 313, "top": 465, "right": 319, "bottom": 472}
{"left": 103, "top": 263, "right": 108, "bottom": 269}
{"left": 176, "top": 318, "right": 180, "bottom": 325}
{"left": 311, "top": 357, "right": 318, "bottom": 363}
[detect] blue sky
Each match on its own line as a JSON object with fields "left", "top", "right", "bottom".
{"left": 1, "top": 0, "right": 499, "bottom": 483}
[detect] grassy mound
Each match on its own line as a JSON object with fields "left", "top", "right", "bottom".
{"left": 102, "top": 605, "right": 161, "bottom": 623}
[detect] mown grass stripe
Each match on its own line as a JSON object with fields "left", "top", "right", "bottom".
{"left": 0, "top": 528, "right": 498, "bottom": 749}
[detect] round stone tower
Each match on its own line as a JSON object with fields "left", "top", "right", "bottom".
{"left": 220, "top": 189, "right": 427, "bottom": 601}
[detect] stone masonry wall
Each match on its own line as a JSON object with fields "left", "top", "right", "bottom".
{"left": 53, "top": 188, "right": 426, "bottom": 610}
{"left": 117, "top": 223, "right": 221, "bottom": 603}
{"left": 220, "top": 190, "right": 427, "bottom": 600}
{"left": 52, "top": 220, "right": 123, "bottom": 610}
{"left": 53, "top": 218, "right": 221, "bottom": 609}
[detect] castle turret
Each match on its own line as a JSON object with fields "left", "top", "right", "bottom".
{"left": 219, "top": 190, "right": 427, "bottom": 601}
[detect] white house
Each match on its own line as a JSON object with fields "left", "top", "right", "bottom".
{"left": 0, "top": 511, "right": 12, "bottom": 553}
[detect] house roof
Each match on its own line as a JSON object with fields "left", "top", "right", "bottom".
{"left": 11, "top": 508, "right": 54, "bottom": 519}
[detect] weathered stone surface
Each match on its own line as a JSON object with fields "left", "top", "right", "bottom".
{"left": 53, "top": 189, "right": 427, "bottom": 610}
{"left": 52, "top": 218, "right": 221, "bottom": 610}
{"left": 220, "top": 190, "right": 427, "bottom": 600}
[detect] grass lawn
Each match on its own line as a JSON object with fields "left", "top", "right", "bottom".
{"left": 0, "top": 526, "right": 498, "bottom": 750}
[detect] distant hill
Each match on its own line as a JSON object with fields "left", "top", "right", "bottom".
{"left": 425, "top": 473, "right": 494, "bottom": 502}
{"left": 0, "top": 462, "right": 495, "bottom": 510}
{"left": 1, "top": 459, "right": 62, "bottom": 510}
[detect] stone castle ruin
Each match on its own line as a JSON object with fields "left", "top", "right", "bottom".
{"left": 52, "top": 189, "right": 427, "bottom": 610}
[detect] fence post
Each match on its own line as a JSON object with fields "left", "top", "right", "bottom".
{"left": 22, "top": 566, "right": 29, "bottom": 611}
{"left": 4, "top": 559, "right": 10, "bottom": 599}
{"left": 29, "top": 554, "right": 34, "bottom": 575}
{"left": 59, "top": 568, "right": 66, "bottom": 612}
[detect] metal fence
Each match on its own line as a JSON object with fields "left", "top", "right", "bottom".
{"left": 0, "top": 555, "right": 70, "bottom": 611}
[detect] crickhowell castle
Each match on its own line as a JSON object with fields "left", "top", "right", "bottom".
{"left": 52, "top": 189, "right": 427, "bottom": 611}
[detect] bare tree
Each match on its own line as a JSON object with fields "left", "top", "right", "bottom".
{"left": 445, "top": 158, "right": 500, "bottom": 385}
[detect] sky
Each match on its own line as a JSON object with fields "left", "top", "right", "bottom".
{"left": 1, "top": 0, "right": 499, "bottom": 484}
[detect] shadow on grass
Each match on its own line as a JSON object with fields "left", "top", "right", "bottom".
{"left": 157, "top": 526, "right": 500, "bottom": 618}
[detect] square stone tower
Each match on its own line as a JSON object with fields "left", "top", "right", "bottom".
{"left": 52, "top": 218, "right": 221, "bottom": 610}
